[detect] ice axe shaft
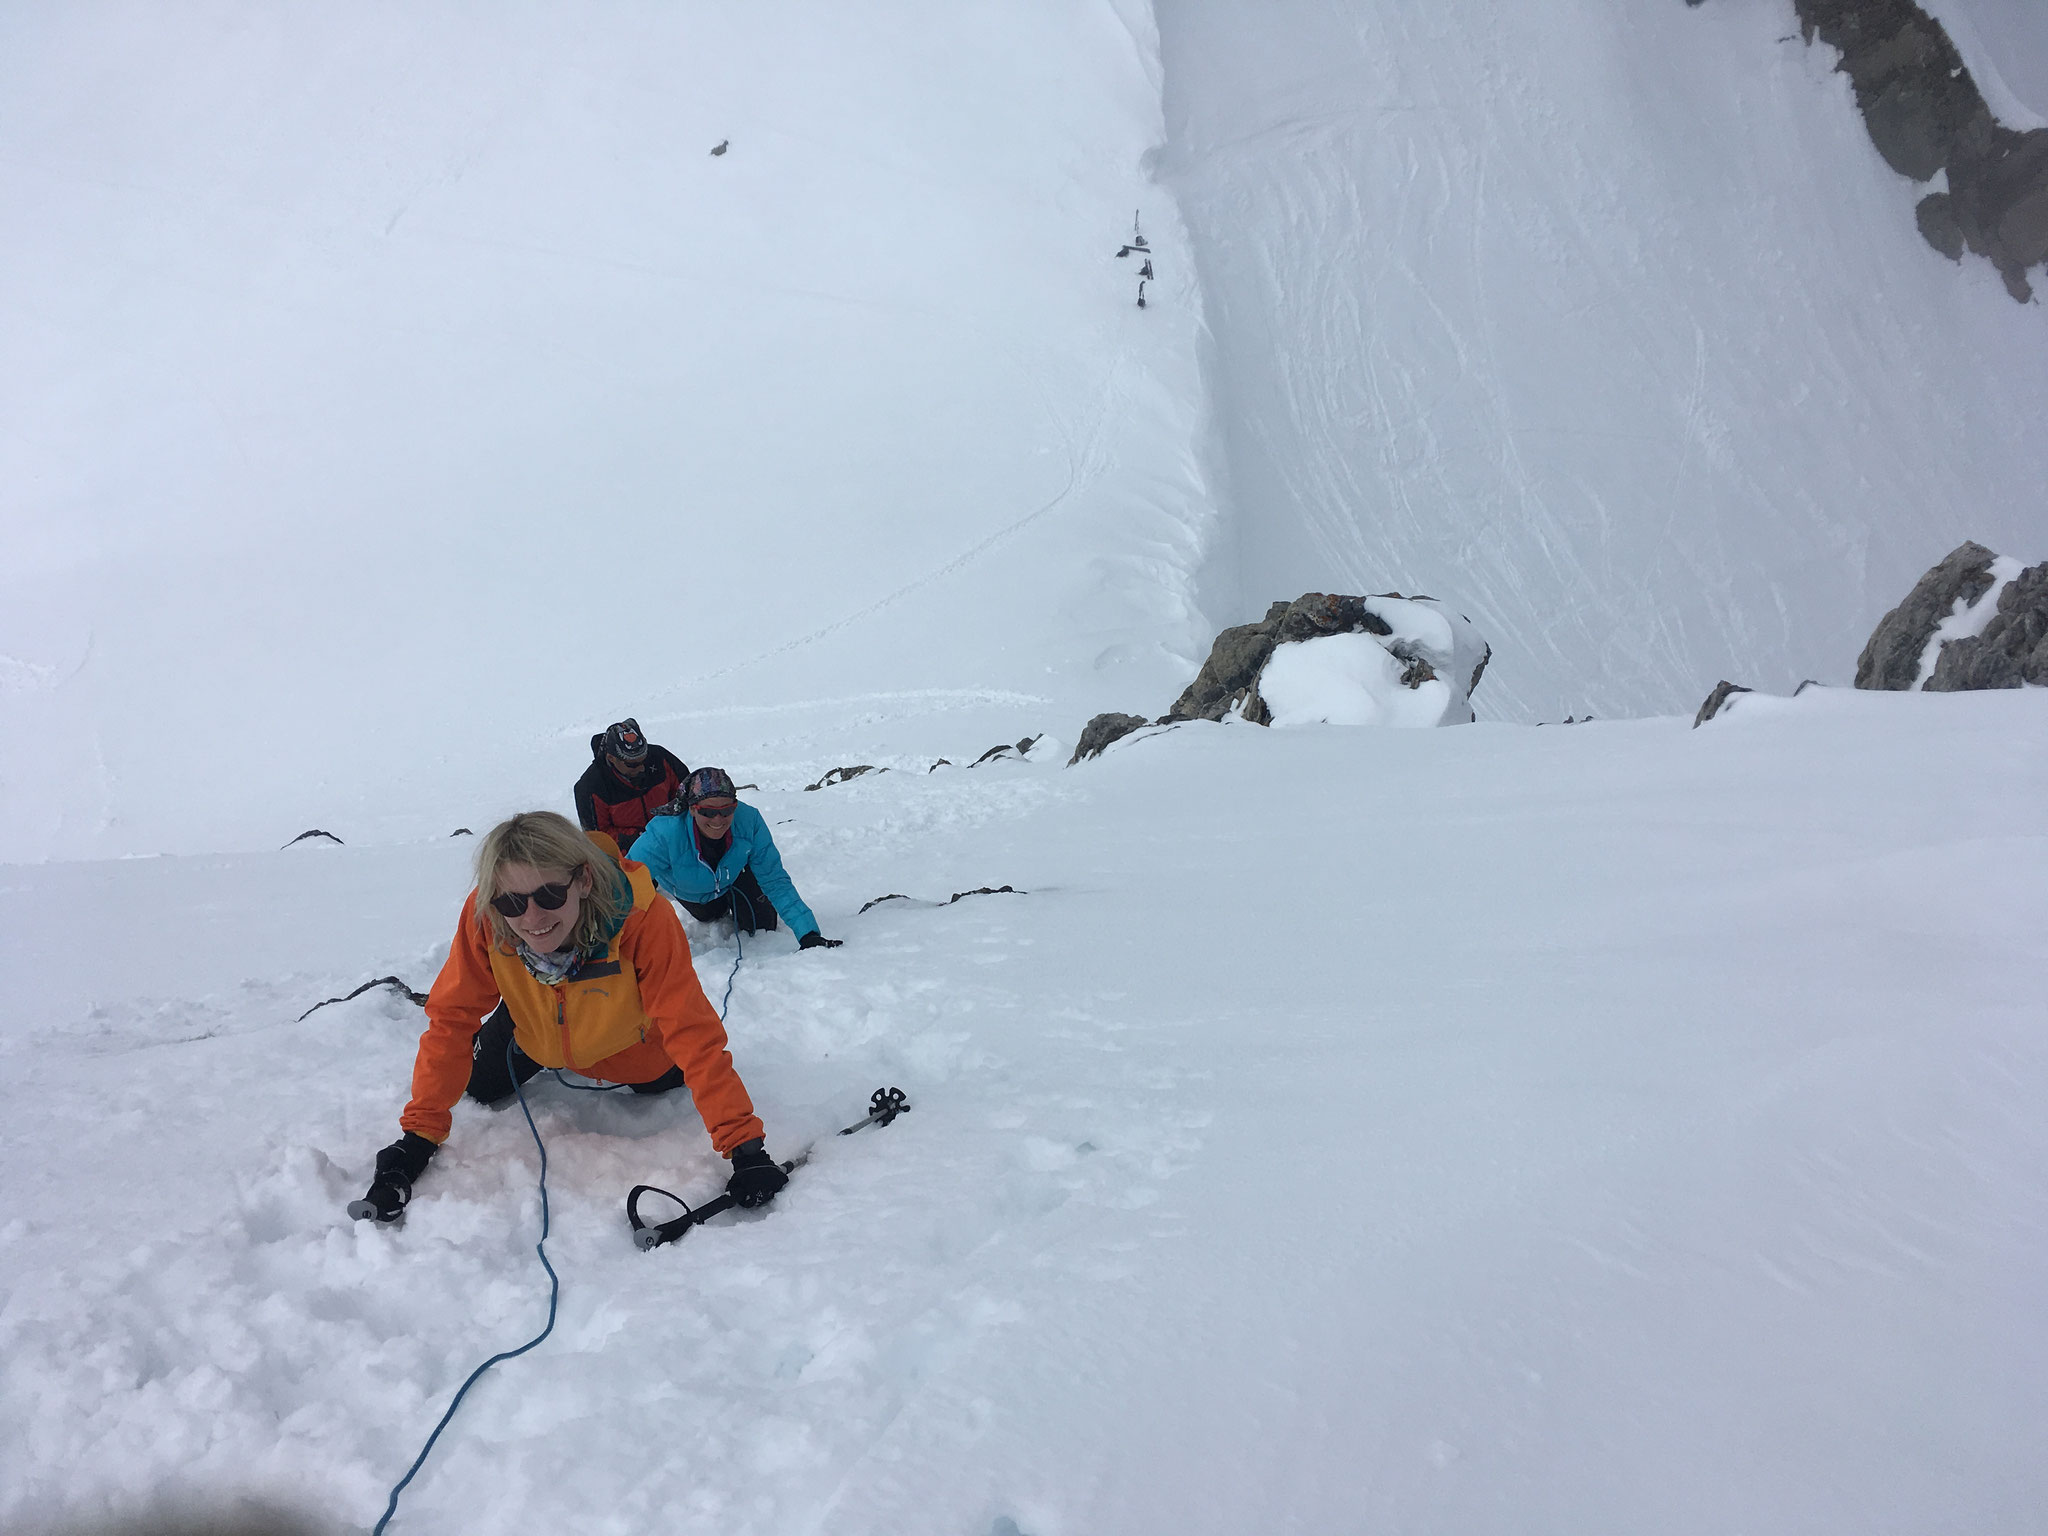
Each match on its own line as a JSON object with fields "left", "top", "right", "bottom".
{"left": 627, "top": 1087, "right": 910, "bottom": 1251}
{"left": 839, "top": 1086, "right": 910, "bottom": 1135}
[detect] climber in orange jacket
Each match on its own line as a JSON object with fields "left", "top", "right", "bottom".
{"left": 352, "top": 810, "right": 787, "bottom": 1222}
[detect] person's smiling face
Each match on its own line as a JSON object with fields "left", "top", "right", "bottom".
{"left": 493, "top": 861, "right": 589, "bottom": 952}
{"left": 691, "top": 799, "right": 738, "bottom": 840}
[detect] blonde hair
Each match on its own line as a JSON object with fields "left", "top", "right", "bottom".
{"left": 472, "top": 811, "right": 630, "bottom": 953}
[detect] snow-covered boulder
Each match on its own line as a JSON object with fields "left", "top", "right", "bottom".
{"left": 1167, "top": 592, "right": 1490, "bottom": 728}
{"left": 1856, "top": 542, "right": 2048, "bottom": 690}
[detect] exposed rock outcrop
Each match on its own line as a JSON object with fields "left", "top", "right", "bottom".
{"left": 1166, "top": 592, "right": 1489, "bottom": 726}
{"left": 1685, "top": 0, "right": 2048, "bottom": 295}
{"left": 1067, "top": 712, "right": 1152, "bottom": 764}
{"left": 1068, "top": 591, "right": 1492, "bottom": 764}
{"left": 1914, "top": 191, "right": 1966, "bottom": 260}
{"left": 973, "top": 736, "right": 1040, "bottom": 765}
{"left": 1693, "top": 679, "right": 1753, "bottom": 726}
{"left": 1856, "top": 541, "right": 2048, "bottom": 691}
{"left": 1855, "top": 541, "right": 2001, "bottom": 688}
{"left": 1795, "top": 0, "right": 1990, "bottom": 179}
{"left": 1779, "top": 0, "right": 2048, "bottom": 300}
{"left": 1163, "top": 599, "right": 1326, "bottom": 722}
{"left": 1924, "top": 560, "right": 2048, "bottom": 688}
{"left": 804, "top": 764, "right": 884, "bottom": 790}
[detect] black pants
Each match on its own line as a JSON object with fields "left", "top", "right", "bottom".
{"left": 677, "top": 867, "right": 778, "bottom": 934}
{"left": 465, "top": 1002, "right": 687, "bottom": 1104}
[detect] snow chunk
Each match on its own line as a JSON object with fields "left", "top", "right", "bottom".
{"left": 1259, "top": 598, "right": 1485, "bottom": 728}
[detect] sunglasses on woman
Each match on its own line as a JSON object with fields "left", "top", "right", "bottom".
{"left": 693, "top": 802, "right": 738, "bottom": 820}
{"left": 489, "top": 879, "right": 575, "bottom": 918}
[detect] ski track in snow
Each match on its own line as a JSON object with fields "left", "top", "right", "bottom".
{"left": 1155, "top": 0, "right": 2048, "bottom": 721}
{"left": 664, "top": 352, "right": 1133, "bottom": 695}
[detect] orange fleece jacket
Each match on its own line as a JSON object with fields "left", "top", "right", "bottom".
{"left": 400, "top": 853, "right": 764, "bottom": 1155}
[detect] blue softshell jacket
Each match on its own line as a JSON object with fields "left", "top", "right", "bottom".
{"left": 630, "top": 802, "right": 820, "bottom": 939}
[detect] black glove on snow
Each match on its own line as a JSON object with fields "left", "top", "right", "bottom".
{"left": 377, "top": 1131, "right": 438, "bottom": 1186}
{"left": 726, "top": 1138, "right": 789, "bottom": 1208}
{"left": 350, "top": 1132, "right": 438, "bottom": 1223}
{"left": 798, "top": 931, "right": 842, "bottom": 950}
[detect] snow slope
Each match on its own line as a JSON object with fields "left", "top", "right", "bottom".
{"left": 1154, "top": 0, "right": 2048, "bottom": 721}
{"left": 1921, "top": 0, "right": 2048, "bottom": 127}
{"left": 0, "top": 0, "right": 1210, "bottom": 864}
{"left": 5, "top": 690, "right": 2046, "bottom": 1534}
{"left": 12, "top": 1, "right": 2048, "bottom": 862}
{"left": 7, "top": 2, "right": 2048, "bottom": 1532}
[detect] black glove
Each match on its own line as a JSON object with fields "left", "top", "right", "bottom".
{"left": 377, "top": 1131, "right": 438, "bottom": 1186}
{"left": 798, "top": 931, "right": 843, "bottom": 950}
{"left": 726, "top": 1138, "right": 789, "bottom": 1208}
{"left": 350, "top": 1132, "right": 438, "bottom": 1223}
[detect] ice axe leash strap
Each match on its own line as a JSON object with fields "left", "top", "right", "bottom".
{"left": 626, "top": 1183, "right": 746, "bottom": 1250}
{"left": 626, "top": 1086, "right": 912, "bottom": 1252}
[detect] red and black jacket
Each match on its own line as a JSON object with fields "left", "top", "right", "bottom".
{"left": 573, "top": 736, "right": 687, "bottom": 855}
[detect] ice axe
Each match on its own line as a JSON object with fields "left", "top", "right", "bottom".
{"left": 626, "top": 1087, "right": 910, "bottom": 1251}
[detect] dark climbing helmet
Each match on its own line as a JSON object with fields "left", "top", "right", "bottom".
{"left": 604, "top": 719, "right": 648, "bottom": 762}
{"left": 684, "top": 766, "right": 736, "bottom": 806}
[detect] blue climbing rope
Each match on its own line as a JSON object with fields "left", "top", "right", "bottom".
{"left": 713, "top": 890, "right": 750, "bottom": 1019}
{"left": 371, "top": 1038, "right": 560, "bottom": 1535}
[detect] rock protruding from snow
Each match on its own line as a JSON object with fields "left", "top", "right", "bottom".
{"left": 1068, "top": 713, "right": 1153, "bottom": 764}
{"left": 1855, "top": 541, "right": 2047, "bottom": 691}
{"left": 805, "top": 764, "right": 885, "bottom": 791}
{"left": 1925, "top": 560, "right": 2048, "bottom": 689}
{"left": 1855, "top": 541, "right": 2001, "bottom": 688}
{"left": 1693, "top": 680, "right": 1754, "bottom": 727}
{"left": 1167, "top": 592, "right": 1490, "bottom": 728}
{"left": 1164, "top": 599, "right": 1305, "bottom": 722}
{"left": 1789, "top": 0, "right": 2048, "bottom": 300}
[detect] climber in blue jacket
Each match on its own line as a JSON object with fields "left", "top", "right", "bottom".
{"left": 630, "top": 767, "right": 842, "bottom": 950}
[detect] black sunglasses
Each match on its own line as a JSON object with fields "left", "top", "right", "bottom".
{"left": 692, "top": 802, "right": 738, "bottom": 819}
{"left": 489, "top": 879, "right": 575, "bottom": 918}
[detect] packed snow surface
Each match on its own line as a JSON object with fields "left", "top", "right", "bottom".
{"left": 4, "top": 690, "right": 2047, "bottom": 1534}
